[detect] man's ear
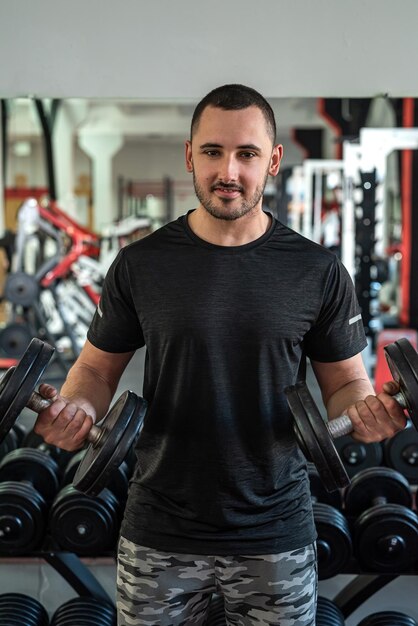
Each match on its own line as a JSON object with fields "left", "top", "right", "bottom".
{"left": 269, "top": 144, "right": 284, "bottom": 177}
{"left": 185, "top": 140, "right": 193, "bottom": 172}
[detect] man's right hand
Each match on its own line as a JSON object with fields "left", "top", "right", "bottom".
{"left": 33, "top": 383, "right": 96, "bottom": 451}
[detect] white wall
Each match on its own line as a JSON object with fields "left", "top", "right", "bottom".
{"left": 1, "top": 0, "right": 418, "bottom": 98}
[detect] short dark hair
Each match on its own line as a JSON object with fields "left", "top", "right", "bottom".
{"left": 191, "top": 84, "right": 277, "bottom": 144}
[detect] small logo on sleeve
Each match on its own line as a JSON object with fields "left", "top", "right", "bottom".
{"left": 349, "top": 314, "right": 362, "bottom": 325}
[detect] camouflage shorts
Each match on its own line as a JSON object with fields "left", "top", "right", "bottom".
{"left": 117, "top": 536, "right": 317, "bottom": 625}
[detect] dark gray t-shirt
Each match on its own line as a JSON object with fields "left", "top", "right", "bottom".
{"left": 88, "top": 212, "right": 367, "bottom": 555}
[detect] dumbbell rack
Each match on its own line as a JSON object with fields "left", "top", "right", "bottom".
{"left": 327, "top": 482, "right": 418, "bottom": 620}
{"left": 0, "top": 551, "right": 116, "bottom": 619}
{"left": 334, "top": 572, "right": 403, "bottom": 619}
{"left": 1, "top": 552, "right": 114, "bottom": 604}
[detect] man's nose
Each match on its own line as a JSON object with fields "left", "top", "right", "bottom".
{"left": 218, "top": 155, "right": 239, "bottom": 181}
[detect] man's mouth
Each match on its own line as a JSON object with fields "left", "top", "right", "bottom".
{"left": 212, "top": 184, "right": 243, "bottom": 198}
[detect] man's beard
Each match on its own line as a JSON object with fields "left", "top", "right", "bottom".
{"left": 192, "top": 169, "right": 269, "bottom": 221}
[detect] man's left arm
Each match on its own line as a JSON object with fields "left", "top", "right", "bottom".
{"left": 312, "top": 354, "right": 407, "bottom": 443}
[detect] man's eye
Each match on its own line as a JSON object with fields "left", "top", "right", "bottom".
{"left": 240, "top": 152, "right": 256, "bottom": 159}
{"left": 204, "top": 150, "right": 219, "bottom": 157}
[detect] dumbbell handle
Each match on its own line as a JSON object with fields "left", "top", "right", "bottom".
{"left": 28, "top": 391, "right": 103, "bottom": 445}
{"left": 327, "top": 391, "right": 406, "bottom": 439}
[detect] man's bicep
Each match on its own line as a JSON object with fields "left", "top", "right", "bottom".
{"left": 72, "top": 339, "right": 135, "bottom": 394}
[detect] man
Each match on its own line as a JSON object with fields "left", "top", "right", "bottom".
{"left": 35, "top": 84, "right": 406, "bottom": 626}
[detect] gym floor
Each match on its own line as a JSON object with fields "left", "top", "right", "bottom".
{"left": 1, "top": 346, "right": 417, "bottom": 624}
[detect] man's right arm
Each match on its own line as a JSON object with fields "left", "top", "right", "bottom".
{"left": 34, "top": 339, "right": 135, "bottom": 451}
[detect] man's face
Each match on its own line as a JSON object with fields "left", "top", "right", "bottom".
{"left": 185, "top": 106, "right": 283, "bottom": 221}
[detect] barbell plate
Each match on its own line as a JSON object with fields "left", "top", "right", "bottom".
{"left": 50, "top": 485, "right": 119, "bottom": 555}
{"left": 313, "top": 502, "right": 352, "bottom": 579}
{"left": 0, "top": 323, "right": 33, "bottom": 358}
{"left": 0, "top": 339, "right": 54, "bottom": 445}
{"left": 0, "top": 448, "right": 60, "bottom": 502}
{"left": 73, "top": 391, "right": 147, "bottom": 496}
{"left": 286, "top": 382, "right": 349, "bottom": 492}
{"left": 384, "top": 426, "right": 418, "bottom": 485}
{"left": 333, "top": 435, "right": 383, "bottom": 478}
{"left": 344, "top": 467, "right": 412, "bottom": 515}
{"left": 0, "top": 482, "right": 47, "bottom": 553}
{"left": 354, "top": 504, "right": 418, "bottom": 572}
{"left": 4, "top": 272, "right": 39, "bottom": 307}
{"left": 384, "top": 338, "right": 418, "bottom": 429}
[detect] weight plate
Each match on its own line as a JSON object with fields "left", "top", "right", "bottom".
{"left": 0, "top": 368, "right": 15, "bottom": 396}
{"left": 307, "top": 464, "right": 342, "bottom": 508}
{"left": 50, "top": 485, "right": 120, "bottom": 555}
{"left": 61, "top": 450, "right": 85, "bottom": 486}
{"left": 357, "top": 612, "right": 418, "bottom": 626}
{"left": 0, "top": 339, "right": 54, "bottom": 446}
{"left": 313, "top": 502, "right": 352, "bottom": 579}
{"left": 0, "top": 481, "right": 47, "bottom": 553}
{"left": 53, "top": 617, "right": 113, "bottom": 626}
{"left": 52, "top": 597, "right": 116, "bottom": 624}
{"left": 0, "top": 608, "right": 44, "bottom": 626}
{"left": 0, "top": 592, "right": 50, "bottom": 612}
{"left": 53, "top": 603, "right": 115, "bottom": 622}
{"left": 334, "top": 435, "right": 383, "bottom": 477}
{"left": 344, "top": 467, "right": 412, "bottom": 515}
{"left": 0, "top": 606, "right": 41, "bottom": 626}
{"left": 0, "top": 448, "right": 60, "bottom": 501}
{"left": 73, "top": 391, "right": 147, "bottom": 496}
{"left": 0, "top": 429, "right": 18, "bottom": 461}
{"left": 316, "top": 596, "right": 345, "bottom": 626}
{"left": 0, "top": 607, "right": 38, "bottom": 626}
{"left": 4, "top": 272, "right": 39, "bottom": 307}
{"left": 22, "top": 429, "right": 74, "bottom": 472}
{"left": 12, "top": 422, "right": 27, "bottom": 446}
{"left": 384, "top": 425, "right": 418, "bottom": 484}
{"left": 0, "top": 593, "right": 49, "bottom": 626}
{"left": 0, "top": 600, "right": 45, "bottom": 621}
{"left": 51, "top": 608, "right": 114, "bottom": 626}
{"left": 64, "top": 450, "right": 129, "bottom": 502}
{"left": 0, "top": 323, "right": 33, "bottom": 358}
{"left": 384, "top": 339, "right": 418, "bottom": 429}
{"left": 285, "top": 382, "right": 349, "bottom": 492}
{"left": 354, "top": 504, "right": 418, "bottom": 572}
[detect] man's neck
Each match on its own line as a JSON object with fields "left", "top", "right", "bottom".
{"left": 188, "top": 207, "right": 271, "bottom": 247}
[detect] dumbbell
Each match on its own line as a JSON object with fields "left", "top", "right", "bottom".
{"left": 333, "top": 435, "right": 383, "bottom": 478}
{"left": 0, "top": 592, "right": 49, "bottom": 626}
{"left": 0, "top": 337, "right": 147, "bottom": 496}
{"left": 0, "top": 423, "right": 26, "bottom": 461}
{"left": 357, "top": 611, "right": 418, "bottom": 626}
{"left": 344, "top": 466, "right": 418, "bottom": 572}
{"left": 0, "top": 448, "right": 60, "bottom": 554}
{"left": 316, "top": 596, "right": 345, "bottom": 626}
{"left": 48, "top": 452, "right": 129, "bottom": 555}
{"left": 21, "top": 429, "right": 75, "bottom": 479}
{"left": 62, "top": 449, "right": 130, "bottom": 503}
{"left": 308, "top": 465, "right": 352, "bottom": 579}
{"left": 0, "top": 321, "right": 33, "bottom": 358}
{"left": 4, "top": 272, "right": 40, "bottom": 308}
{"left": 51, "top": 596, "right": 116, "bottom": 626}
{"left": 285, "top": 337, "right": 418, "bottom": 492}
{"left": 384, "top": 422, "right": 418, "bottom": 485}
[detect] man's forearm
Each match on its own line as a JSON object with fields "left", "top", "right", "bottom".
{"left": 325, "top": 378, "right": 375, "bottom": 420}
{"left": 60, "top": 361, "right": 116, "bottom": 424}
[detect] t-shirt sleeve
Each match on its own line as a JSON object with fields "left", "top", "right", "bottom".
{"left": 87, "top": 249, "right": 145, "bottom": 353}
{"left": 303, "top": 256, "right": 367, "bottom": 362}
